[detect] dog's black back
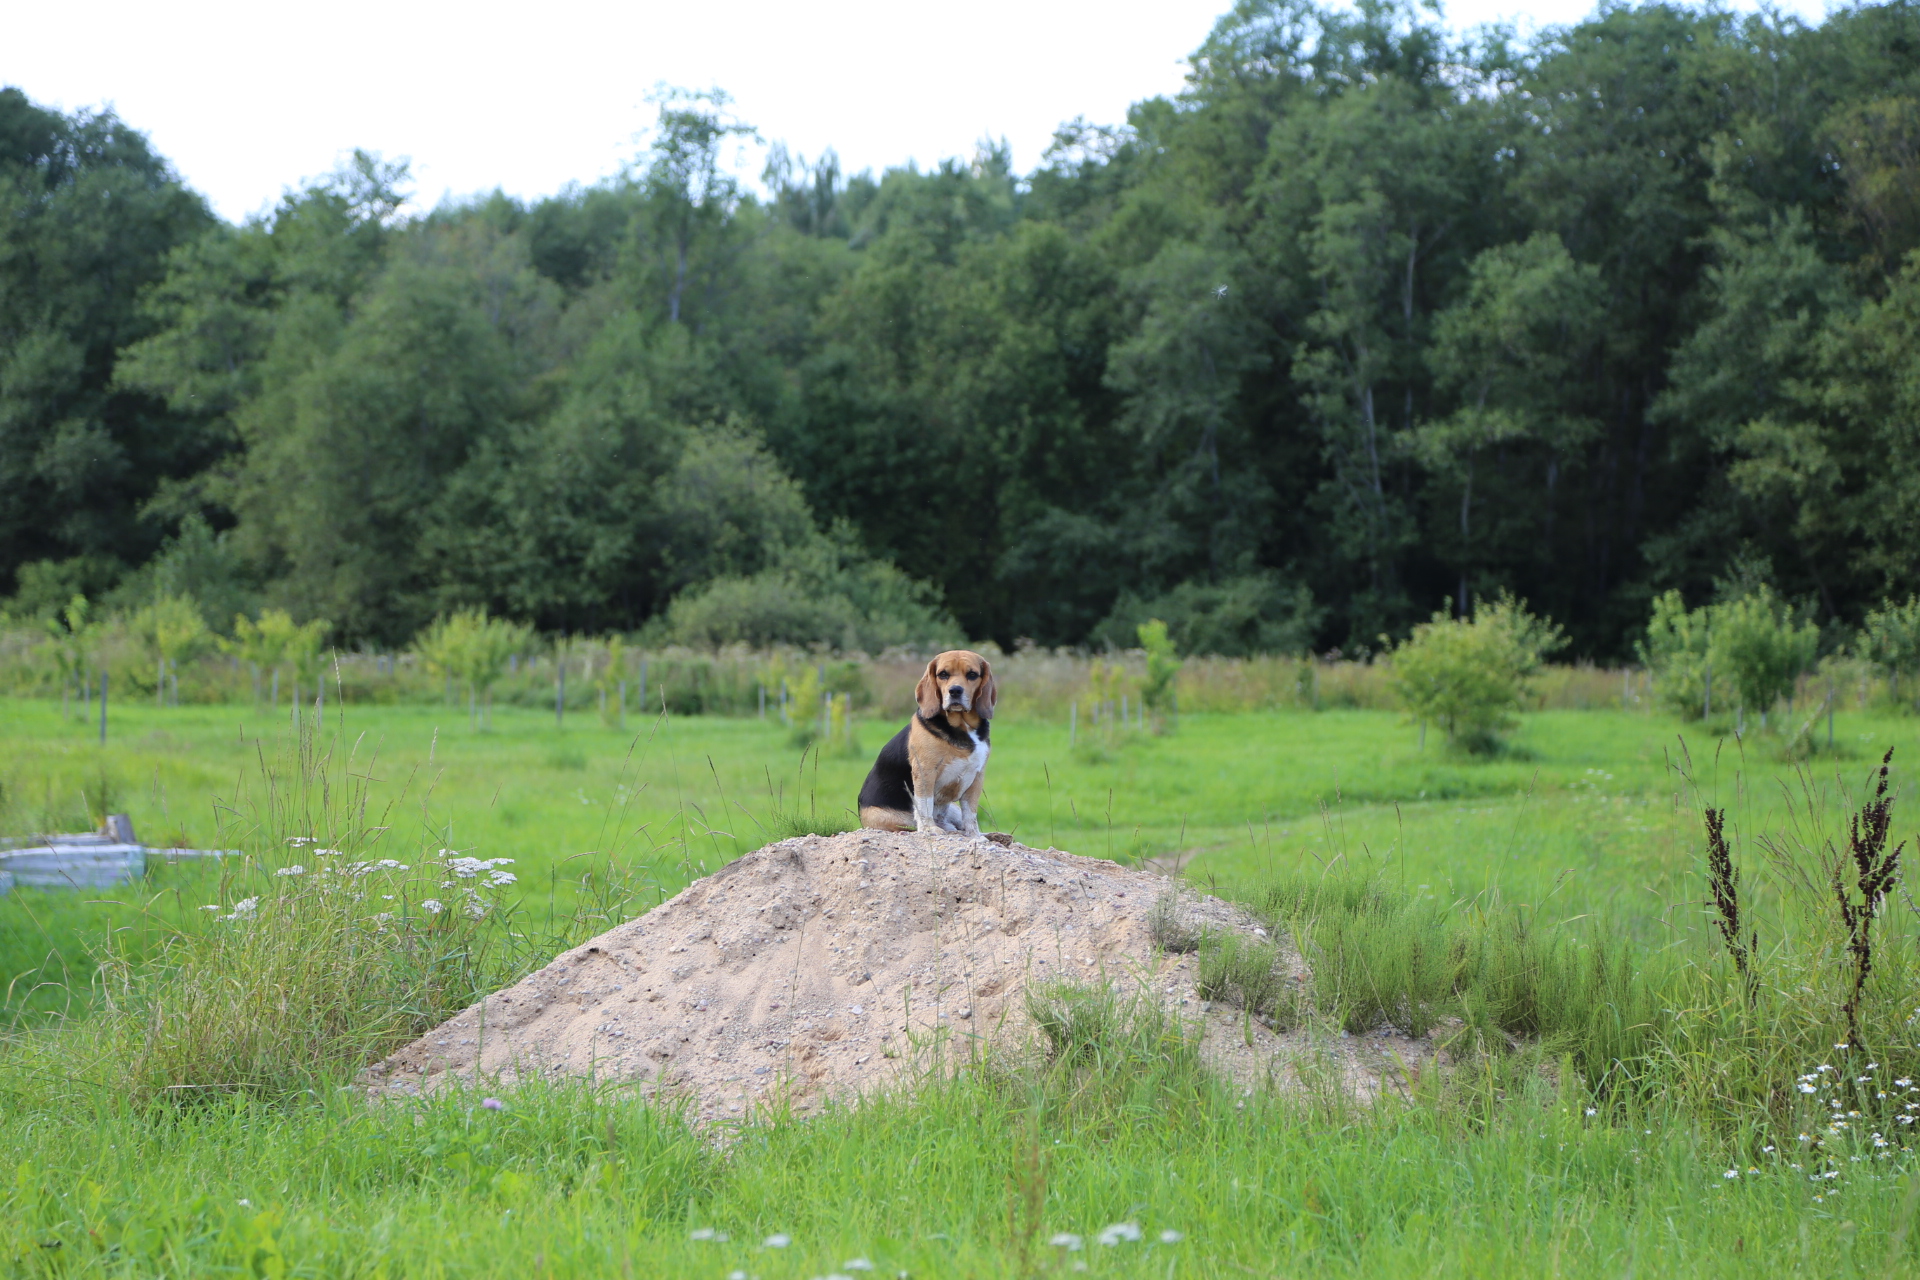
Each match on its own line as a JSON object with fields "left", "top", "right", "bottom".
{"left": 857, "top": 723, "right": 914, "bottom": 815}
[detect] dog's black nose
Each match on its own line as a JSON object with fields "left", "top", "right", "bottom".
{"left": 949, "top": 685, "right": 965, "bottom": 699}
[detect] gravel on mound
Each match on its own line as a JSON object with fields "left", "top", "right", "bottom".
{"left": 364, "top": 830, "right": 1438, "bottom": 1123}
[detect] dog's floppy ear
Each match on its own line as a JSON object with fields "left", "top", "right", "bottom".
{"left": 976, "top": 657, "right": 997, "bottom": 720}
{"left": 915, "top": 659, "right": 943, "bottom": 717}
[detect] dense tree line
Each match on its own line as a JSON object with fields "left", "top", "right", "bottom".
{"left": 8, "top": 1, "right": 1920, "bottom": 658}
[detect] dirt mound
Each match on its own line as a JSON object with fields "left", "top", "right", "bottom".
{"left": 365, "top": 831, "right": 1439, "bottom": 1122}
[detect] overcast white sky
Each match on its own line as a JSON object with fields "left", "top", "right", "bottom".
{"left": 5, "top": 0, "right": 1837, "bottom": 223}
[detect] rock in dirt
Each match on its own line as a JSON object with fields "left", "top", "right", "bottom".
{"left": 365, "top": 831, "right": 1441, "bottom": 1123}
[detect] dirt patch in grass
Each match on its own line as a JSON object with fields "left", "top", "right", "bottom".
{"left": 364, "top": 831, "right": 1441, "bottom": 1122}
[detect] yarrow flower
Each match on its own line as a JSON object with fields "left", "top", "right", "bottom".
{"left": 1095, "top": 1223, "right": 1142, "bottom": 1245}
{"left": 274, "top": 865, "right": 306, "bottom": 877}
{"left": 448, "top": 856, "right": 514, "bottom": 879}
{"left": 421, "top": 899, "right": 445, "bottom": 914}
{"left": 1050, "top": 1234, "right": 1084, "bottom": 1251}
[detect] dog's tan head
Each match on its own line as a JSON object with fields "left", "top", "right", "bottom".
{"left": 916, "top": 649, "right": 996, "bottom": 720}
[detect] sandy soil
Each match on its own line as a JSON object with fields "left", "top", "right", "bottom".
{"left": 364, "top": 830, "right": 1442, "bottom": 1122}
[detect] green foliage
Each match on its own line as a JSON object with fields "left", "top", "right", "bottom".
{"left": 1713, "top": 587, "right": 1821, "bottom": 718}
{"left": 222, "top": 608, "right": 329, "bottom": 687}
{"left": 1640, "top": 590, "right": 1714, "bottom": 719}
{"left": 22, "top": 5, "right": 1920, "bottom": 662}
{"left": 130, "top": 593, "right": 209, "bottom": 666}
{"left": 1094, "top": 574, "right": 1321, "bottom": 657}
{"left": 1641, "top": 587, "right": 1819, "bottom": 722}
{"left": 1137, "top": 618, "right": 1182, "bottom": 715}
{"left": 413, "top": 609, "right": 535, "bottom": 726}
{"left": 1195, "top": 930, "right": 1295, "bottom": 1029}
{"left": 1389, "top": 594, "right": 1565, "bottom": 752}
{"left": 1859, "top": 595, "right": 1920, "bottom": 706}
{"left": 0, "top": 90, "right": 215, "bottom": 602}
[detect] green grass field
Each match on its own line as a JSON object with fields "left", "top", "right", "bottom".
{"left": 6, "top": 696, "right": 1920, "bottom": 1275}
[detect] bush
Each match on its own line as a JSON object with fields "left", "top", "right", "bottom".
{"left": 411, "top": 607, "right": 534, "bottom": 727}
{"left": 1092, "top": 572, "right": 1321, "bottom": 656}
{"left": 1858, "top": 594, "right": 1920, "bottom": 709}
{"left": 1640, "top": 586, "right": 1818, "bottom": 724}
{"left": 1387, "top": 593, "right": 1564, "bottom": 753}
{"left": 655, "top": 527, "right": 958, "bottom": 653}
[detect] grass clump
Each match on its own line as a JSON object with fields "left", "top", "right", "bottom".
{"left": 3, "top": 727, "right": 583, "bottom": 1107}
{"left": 1196, "top": 930, "right": 1298, "bottom": 1030}
{"left": 1248, "top": 870, "right": 1670, "bottom": 1082}
{"left": 1145, "top": 885, "right": 1199, "bottom": 953}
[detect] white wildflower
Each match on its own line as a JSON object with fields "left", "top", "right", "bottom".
{"left": 422, "top": 899, "right": 444, "bottom": 914}
{"left": 1723, "top": 1169, "right": 1739, "bottom": 1179}
{"left": 1049, "top": 1233, "right": 1083, "bottom": 1251}
{"left": 844, "top": 1259, "right": 875, "bottom": 1271}
{"left": 487, "top": 870, "right": 517, "bottom": 887}
{"left": 690, "top": 1228, "right": 716, "bottom": 1240}
{"left": 763, "top": 1233, "right": 791, "bottom": 1248}
{"left": 274, "top": 865, "right": 306, "bottom": 877}
{"left": 1095, "top": 1223, "right": 1142, "bottom": 1245}
{"left": 1159, "top": 1230, "right": 1184, "bottom": 1243}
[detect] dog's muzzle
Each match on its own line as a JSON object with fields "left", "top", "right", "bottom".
{"left": 947, "top": 685, "right": 969, "bottom": 709}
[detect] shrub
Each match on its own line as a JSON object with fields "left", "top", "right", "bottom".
{"left": 412, "top": 608, "right": 534, "bottom": 727}
{"left": 1858, "top": 594, "right": 1920, "bottom": 709}
{"left": 129, "top": 592, "right": 209, "bottom": 705}
{"left": 1388, "top": 593, "right": 1565, "bottom": 752}
{"left": 657, "top": 560, "right": 956, "bottom": 653}
{"left": 223, "top": 608, "right": 330, "bottom": 705}
{"left": 1137, "top": 618, "right": 1181, "bottom": 718}
{"left": 1640, "top": 586, "right": 1818, "bottom": 725}
{"left": 1713, "top": 587, "right": 1819, "bottom": 724}
{"left": 1092, "top": 572, "right": 1322, "bottom": 656}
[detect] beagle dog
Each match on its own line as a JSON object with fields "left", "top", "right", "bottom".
{"left": 858, "top": 650, "right": 995, "bottom": 834}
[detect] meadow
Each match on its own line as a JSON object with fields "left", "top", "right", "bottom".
{"left": 5, "top": 687, "right": 1920, "bottom": 1275}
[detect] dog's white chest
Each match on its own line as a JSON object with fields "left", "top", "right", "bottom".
{"left": 938, "top": 730, "right": 989, "bottom": 793}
